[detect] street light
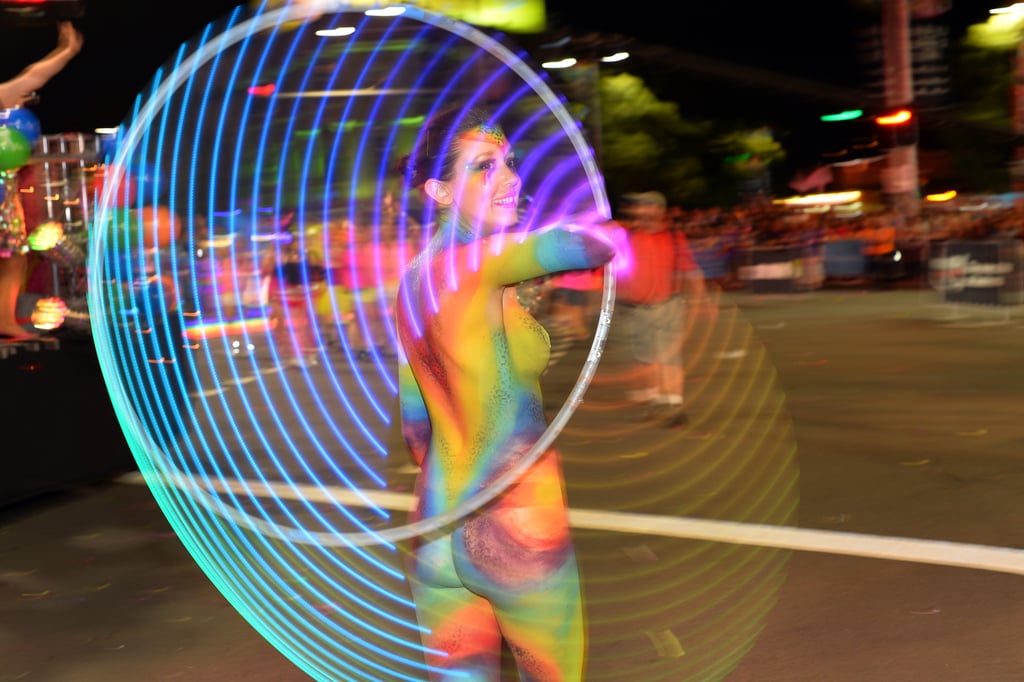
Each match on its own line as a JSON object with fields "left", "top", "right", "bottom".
{"left": 601, "top": 51, "right": 630, "bottom": 63}
{"left": 541, "top": 57, "right": 578, "bottom": 69}
{"left": 535, "top": 32, "right": 632, "bottom": 163}
{"left": 879, "top": 0, "right": 919, "bottom": 217}
{"left": 991, "top": 3, "right": 1024, "bottom": 14}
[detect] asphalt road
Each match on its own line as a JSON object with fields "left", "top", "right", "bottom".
{"left": 1, "top": 286, "right": 1022, "bottom": 681}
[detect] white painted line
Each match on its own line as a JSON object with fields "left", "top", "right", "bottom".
{"left": 188, "top": 364, "right": 286, "bottom": 397}
{"left": 116, "top": 472, "right": 1024, "bottom": 576}
{"left": 117, "top": 471, "right": 414, "bottom": 513}
{"left": 567, "top": 508, "right": 1024, "bottom": 576}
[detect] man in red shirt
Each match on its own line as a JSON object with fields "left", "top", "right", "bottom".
{"left": 615, "top": 191, "right": 713, "bottom": 427}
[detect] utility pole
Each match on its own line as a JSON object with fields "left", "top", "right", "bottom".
{"left": 880, "top": 0, "right": 920, "bottom": 217}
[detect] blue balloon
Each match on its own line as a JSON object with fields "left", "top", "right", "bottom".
{"left": 98, "top": 133, "right": 120, "bottom": 163}
{"left": 0, "top": 107, "right": 42, "bottom": 146}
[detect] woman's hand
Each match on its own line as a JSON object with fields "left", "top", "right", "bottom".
{"left": 57, "top": 22, "right": 84, "bottom": 56}
{"left": 588, "top": 219, "right": 632, "bottom": 273}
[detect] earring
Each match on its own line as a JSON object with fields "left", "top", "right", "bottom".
{"left": 427, "top": 180, "right": 450, "bottom": 202}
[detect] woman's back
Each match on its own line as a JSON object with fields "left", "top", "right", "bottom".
{"left": 397, "top": 239, "right": 552, "bottom": 505}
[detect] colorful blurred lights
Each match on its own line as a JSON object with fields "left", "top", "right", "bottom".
{"left": 31, "top": 297, "right": 67, "bottom": 331}
{"left": 364, "top": 6, "right": 405, "bottom": 16}
{"left": 820, "top": 109, "right": 864, "bottom": 122}
{"left": 26, "top": 220, "right": 64, "bottom": 251}
{"left": 876, "top": 109, "right": 913, "bottom": 125}
{"left": 247, "top": 83, "right": 276, "bottom": 97}
{"left": 541, "top": 57, "right": 577, "bottom": 69}
{"left": 600, "top": 51, "right": 629, "bottom": 63}
{"left": 315, "top": 26, "right": 356, "bottom": 37}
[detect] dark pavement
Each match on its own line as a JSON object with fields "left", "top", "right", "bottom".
{"left": 2, "top": 285, "right": 1023, "bottom": 681}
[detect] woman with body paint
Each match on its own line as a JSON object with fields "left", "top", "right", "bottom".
{"left": 396, "top": 107, "right": 624, "bottom": 681}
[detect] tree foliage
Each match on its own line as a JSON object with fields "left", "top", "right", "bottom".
{"left": 939, "top": 18, "right": 1018, "bottom": 192}
{"left": 952, "top": 40, "right": 1012, "bottom": 130}
{"left": 597, "top": 72, "right": 713, "bottom": 208}
{"left": 712, "top": 128, "right": 786, "bottom": 174}
{"left": 597, "top": 72, "right": 787, "bottom": 208}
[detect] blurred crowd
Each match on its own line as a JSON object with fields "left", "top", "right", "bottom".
{"left": 651, "top": 199, "right": 1024, "bottom": 290}
{"left": 668, "top": 200, "right": 1024, "bottom": 248}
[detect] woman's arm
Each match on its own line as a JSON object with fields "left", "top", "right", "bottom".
{"left": 398, "top": 347, "right": 431, "bottom": 468}
{"left": 0, "top": 22, "right": 83, "bottom": 109}
{"left": 479, "top": 220, "right": 628, "bottom": 286}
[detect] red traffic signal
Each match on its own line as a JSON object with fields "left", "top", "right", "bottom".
{"left": 876, "top": 109, "right": 913, "bottom": 126}
{"left": 874, "top": 109, "right": 917, "bottom": 146}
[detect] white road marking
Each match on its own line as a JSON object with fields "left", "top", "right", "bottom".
{"left": 188, "top": 363, "right": 285, "bottom": 397}
{"left": 116, "top": 471, "right": 1024, "bottom": 576}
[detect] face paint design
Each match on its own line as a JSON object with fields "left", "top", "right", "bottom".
{"left": 459, "top": 123, "right": 506, "bottom": 146}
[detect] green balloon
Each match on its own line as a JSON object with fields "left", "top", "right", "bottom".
{"left": 0, "top": 126, "right": 32, "bottom": 171}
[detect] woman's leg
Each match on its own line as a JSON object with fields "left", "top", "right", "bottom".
{"left": 0, "top": 253, "right": 34, "bottom": 338}
{"left": 492, "top": 556, "right": 585, "bottom": 682}
{"left": 409, "top": 579, "right": 503, "bottom": 682}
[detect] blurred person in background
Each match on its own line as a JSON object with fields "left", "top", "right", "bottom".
{"left": 263, "top": 215, "right": 325, "bottom": 368}
{"left": 0, "top": 21, "right": 82, "bottom": 340}
{"left": 615, "top": 190, "right": 714, "bottom": 428}
{"left": 860, "top": 211, "right": 898, "bottom": 282}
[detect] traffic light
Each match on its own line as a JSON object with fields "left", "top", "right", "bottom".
{"left": 819, "top": 109, "right": 864, "bottom": 122}
{"left": 874, "top": 108, "right": 917, "bottom": 147}
{"left": 816, "top": 109, "right": 879, "bottom": 163}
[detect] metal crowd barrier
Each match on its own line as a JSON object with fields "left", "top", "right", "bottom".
{"left": 738, "top": 244, "right": 824, "bottom": 293}
{"left": 928, "top": 240, "right": 1024, "bottom": 316}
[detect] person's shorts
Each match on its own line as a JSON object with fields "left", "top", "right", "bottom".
{"left": 619, "top": 297, "right": 685, "bottom": 366}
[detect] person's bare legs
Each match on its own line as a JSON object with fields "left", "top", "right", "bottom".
{"left": 655, "top": 298, "right": 686, "bottom": 425}
{"left": 660, "top": 362, "right": 684, "bottom": 405}
{"left": 627, "top": 361, "right": 659, "bottom": 406}
{"left": 0, "top": 253, "right": 36, "bottom": 339}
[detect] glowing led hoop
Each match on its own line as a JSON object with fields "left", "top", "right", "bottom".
{"left": 85, "top": 7, "right": 802, "bottom": 677}
{"left": 89, "top": 1, "right": 615, "bottom": 548}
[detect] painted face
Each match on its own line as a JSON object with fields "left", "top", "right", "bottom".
{"left": 445, "top": 127, "right": 520, "bottom": 235}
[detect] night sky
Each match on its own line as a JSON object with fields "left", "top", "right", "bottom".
{"left": 0, "top": 1, "right": 998, "bottom": 137}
